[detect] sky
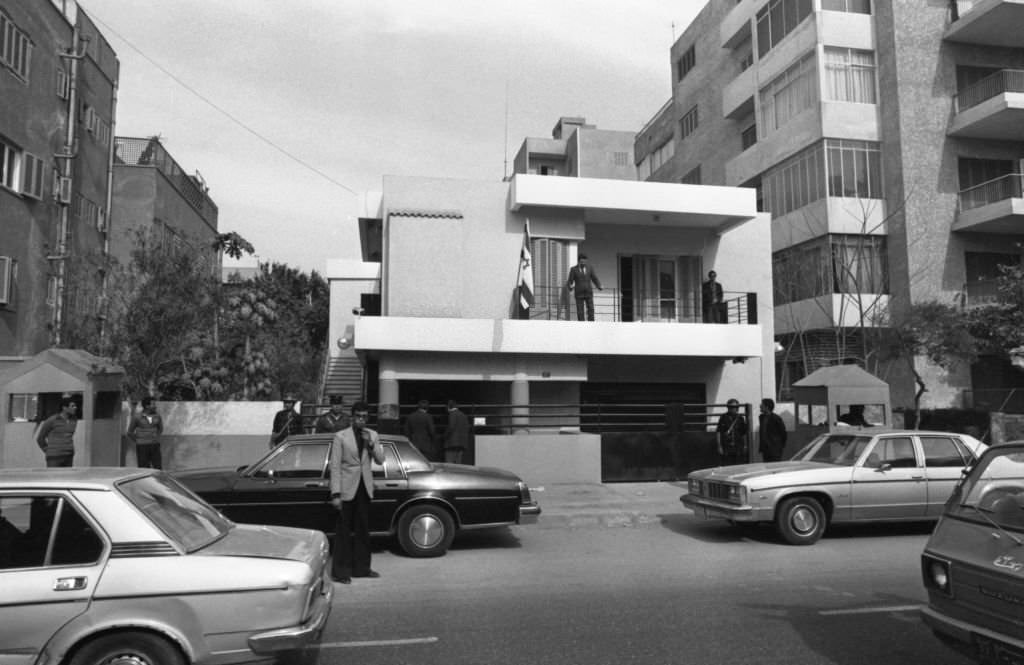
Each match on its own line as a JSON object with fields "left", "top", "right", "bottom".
{"left": 79, "top": 0, "right": 709, "bottom": 275}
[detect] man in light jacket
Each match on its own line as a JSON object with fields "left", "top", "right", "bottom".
{"left": 329, "top": 401, "right": 385, "bottom": 584}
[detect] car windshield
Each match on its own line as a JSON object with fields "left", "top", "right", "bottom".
{"left": 795, "top": 434, "right": 873, "bottom": 466}
{"left": 119, "top": 474, "right": 233, "bottom": 552}
{"left": 951, "top": 446, "right": 1024, "bottom": 530}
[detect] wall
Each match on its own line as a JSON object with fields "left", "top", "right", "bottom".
{"left": 476, "top": 432, "right": 601, "bottom": 485}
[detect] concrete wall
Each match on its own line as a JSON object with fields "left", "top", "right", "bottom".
{"left": 476, "top": 432, "right": 601, "bottom": 485}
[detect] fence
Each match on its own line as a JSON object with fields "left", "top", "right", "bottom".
{"left": 954, "top": 69, "right": 1024, "bottom": 113}
{"left": 958, "top": 173, "right": 1024, "bottom": 212}
{"left": 528, "top": 285, "right": 757, "bottom": 324}
{"left": 114, "top": 137, "right": 218, "bottom": 216}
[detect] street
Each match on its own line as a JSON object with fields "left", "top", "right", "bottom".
{"left": 315, "top": 513, "right": 971, "bottom": 665}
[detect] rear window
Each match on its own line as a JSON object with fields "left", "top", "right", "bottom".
{"left": 119, "top": 474, "right": 232, "bottom": 552}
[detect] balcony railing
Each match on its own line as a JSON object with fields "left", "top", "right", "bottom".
{"left": 114, "top": 137, "right": 218, "bottom": 217}
{"left": 954, "top": 69, "right": 1024, "bottom": 113}
{"left": 958, "top": 173, "right": 1024, "bottom": 211}
{"left": 526, "top": 285, "right": 758, "bottom": 324}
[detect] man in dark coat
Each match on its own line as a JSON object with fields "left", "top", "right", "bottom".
{"left": 702, "top": 270, "right": 725, "bottom": 323}
{"left": 315, "top": 395, "right": 349, "bottom": 433}
{"left": 443, "top": 400, "right": 470, "bottom": 463}
{"left": 758, "top": 398, "right": 788, "bottom": 462}
{"left": 566, "top": 254, "right": 603, "bottom": 321}
{"left": 404, "top": 400, "right": 437, "bottom": 460}
{"left": 716, "top": 398, "right": 748, "bottom": 466}
{"left": 270, "top": 394, "right": 303, "bottom": 448}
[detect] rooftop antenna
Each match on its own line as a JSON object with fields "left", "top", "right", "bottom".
{"left": 503, "top": 76, "right": 510, "bottom": 180}
{"left": 671, "top": 21, "right": 676, "bottom": 42}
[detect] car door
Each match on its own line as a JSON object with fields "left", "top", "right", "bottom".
{"left": 850, "top": 436, "right": 928, "bottom": 519}
{"left": 0, "top": 493, "right": 106, "bottom": 665}
{"left": 224, "top": 441, "right": 334, "bottom": 533}
{"left": 921, "top": 435, "right": 976, "bottom": 517}
{"left": 369, "top": 442, "right": 409, "bottom": 532}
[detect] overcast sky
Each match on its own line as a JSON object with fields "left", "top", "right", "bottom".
{"left": 80, "top": 0, "right": 708, "bottom": 274}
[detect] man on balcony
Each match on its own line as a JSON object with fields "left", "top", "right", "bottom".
{"left": 702, "top": 270, "right": 725, "bottom": 324}
{"left": 566, "top": 254, "right": 603, "bottom": 321}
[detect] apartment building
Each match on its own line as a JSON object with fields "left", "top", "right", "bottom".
{"left": 636, "top": 0, "right": 1024, "bottom": 410}
{"left": 511, "top": 116, "right": 638, "bottom": 180}
{"left": 0, "top": 0, "right": 117, "bottom": 368}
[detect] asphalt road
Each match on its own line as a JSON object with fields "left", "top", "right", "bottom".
{"left": 316, "top": 514, "right": 972, "bottom": 665}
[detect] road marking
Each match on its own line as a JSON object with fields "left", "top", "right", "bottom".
{"left": 819, "top": 604, "right": 923, "bottom": 616}
{"left": 320, "top": 636, "right": 439, "bottom": 649}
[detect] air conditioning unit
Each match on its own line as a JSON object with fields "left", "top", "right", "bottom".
{"left": 55, "top": 176, "right": 72, "bottom": 204}
{"left": 0, "top": 256, "right": 13, "bottom": 306}
{"left": 96, "top": 207, "right": 107, "bottom": 232}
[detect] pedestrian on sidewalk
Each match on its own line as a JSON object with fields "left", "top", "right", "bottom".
{"left": 128, "top": 396, "right": 164, "bottom": 469}
{"left": 757, "top": 398, "right": 787, "bottom": 463}
{"left": 315, "top": 395, "right": 348, "bottom": 433}
{"left": 716, "top": 398, "right": 748, "bottom": 466}
{"left": 444, "top": 400, "right": 469, "bottom": 463}
{"left": 270, "top": 394, "right": 302, "bottom": 448}
{"left": 404, "top": 400, "right": 437, "bottom": 460}
{"left": 36, "top": 395, "right": 78, "bottom": 467}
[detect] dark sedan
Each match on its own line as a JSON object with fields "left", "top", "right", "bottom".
{"left": 173, "top": 434, "right": 541, "bottom": 557}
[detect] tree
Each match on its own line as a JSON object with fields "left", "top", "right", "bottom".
{"left": 966, "top": 263, "right": 1024, "bottom": 359}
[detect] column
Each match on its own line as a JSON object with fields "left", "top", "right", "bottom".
{"left": 378, "top": 367, "right": 400, "bottom": 434}
{"left": 511, "top": 371, "right": 530, "bottom": 433}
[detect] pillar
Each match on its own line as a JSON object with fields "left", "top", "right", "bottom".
{"left": 511, "top": 371, "right": 530, "bottom": 433}
{"left": 378, "top": 368, "right": 400, "bottom": 434}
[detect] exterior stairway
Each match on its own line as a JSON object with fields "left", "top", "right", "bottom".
{"left": 318, "top": 355, "right": 364, "bottom": 408}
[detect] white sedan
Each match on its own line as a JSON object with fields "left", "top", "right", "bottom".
{"left": 681, "top": 430, "right": 986, "bottom": 545}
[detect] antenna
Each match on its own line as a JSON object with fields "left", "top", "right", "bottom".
{"left": 671, "top": 21, "right": 676, "bottom": 42}
{"left": 503, "top": 77, "right": 510, "bottom": 180}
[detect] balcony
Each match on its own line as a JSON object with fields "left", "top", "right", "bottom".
{"left": 945, "top": 0, "right": 1024, "bottom": 48}
{"left": 527, "top": 286, "right": 758, "bottom": 324}
{"left": 953, "top": 174, "right": 1024, "bottom": 233}
{"left": 949, "top": 69, "right": 1024, "bottom": 140}
{"left": 722, "top": 66, "right": 756, "bottom": 120}
{"left": 721, "top": 0, "right": 755, "bottom": 49}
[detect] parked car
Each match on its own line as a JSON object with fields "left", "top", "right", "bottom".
{"left": 174, "top": 434, "right": 541, "bottom": 557}
{"left": 0, "top": 467, "right": 332, "bottom": 665}
{"left": 681, "top": 429, "right": 987, "bottom": 545}
{"left": 921, "top": 440, "right": 1024, "bottom": 662}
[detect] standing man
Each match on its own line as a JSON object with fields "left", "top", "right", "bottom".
{"left": 757, "top": 398, "right": 788, "bottom": 463}
{"left": 270, "top": 394, "right": 303, "bottom": 448}
{"left": 702, "top": 270, "right": 725, "bottom": 323}
{"left": 566, "top": 254, "right": 603, "bottom": 321}
{"left": 36, "top": 395, "right": 78, "bottom": 467}
{"left": 404, "top": 400, "right": 437, "bottom": 460}
{"left": 128, "top": 396, "right": 164, "bottom": 469}
{"left": 315, "top": 395, "right": 348, "bottom": 433}
{"left": 329, "top": 401, "right": 385, "bottom": 584}
{"left": 443, "top": 400, "right": 470, "bottom": 464}
{"left": 716, "top": 398, "right": 748, "bottom": 466}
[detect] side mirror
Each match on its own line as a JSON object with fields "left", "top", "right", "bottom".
{"left": 874, "top": 462, "right": 893, "bottom": 473}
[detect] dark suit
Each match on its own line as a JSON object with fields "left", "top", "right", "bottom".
{"left": 758, "top": 412, "right": 788, "bottom": 462}
{"left": 566, "top": 264, "right": 602, "bottom": 321}
{"left": 444, "top": 408, "right": 470, "bottom": 463}
{"left": 702, "top": 279, "right": 725, "bottom": 323}
{"left": 404, "top": 409, "right": 437, "bottom": 460}
{"left": 329, "top": 425, "right": 385, "bottom": 578}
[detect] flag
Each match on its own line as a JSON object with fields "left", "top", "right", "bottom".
{"left": 518, "top": 220, "right": 534, "bottom": 310}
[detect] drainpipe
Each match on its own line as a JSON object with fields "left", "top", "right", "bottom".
{"left": 54, "top": 25, "right": 83, "bottom": 346}
{"left": 99, "top": 65, "right": 118, "bottom": 349}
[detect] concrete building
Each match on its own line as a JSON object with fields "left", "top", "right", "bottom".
{"left": 635, "top": 0, "right": 1024, "bottom": 411}
{"left": 325, "top": 169, "right": 774, "bottom": 482}
{"left": 511, "top": 116, "right": 638, "bottom": 180}
{"left": 0, "top": 0, "right": 117, "bottom": 368}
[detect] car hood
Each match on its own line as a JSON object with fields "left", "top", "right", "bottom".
{"left": 691, "top": 461, "right": 840, "bottom": 484}
{"left": 431, "top": 462, "right": 522, "bottom": 482}
{"left": 202, "top": 523, "right": 328, "bottom": 564}
{"left": 172, "top": 467, "right": 243, "bottom": 492}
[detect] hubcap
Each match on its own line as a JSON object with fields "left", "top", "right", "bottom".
{"left": 790, "top": 506, "right": 817, "bottom": 535}
{"left": 410, "top": 514, "right": 444, "bottom": 549}
{"left": 100, "top": 655, "right": 149, "bottom": 665}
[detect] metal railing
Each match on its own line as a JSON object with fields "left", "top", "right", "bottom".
{"left": 954, "top": 69, "right": 1024, "bottom": 113}
{"left": 114, "top": 137, "right": 218, "bottom": 217}
{"left": 527, "top": 285, "right": 757, "bottom": 324}
{"left": 958, "top": 173, "right": 1024, "bottom": 212}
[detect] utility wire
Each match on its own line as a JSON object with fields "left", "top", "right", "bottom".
{"left": 85, "top": 8, "right": 358, "bottom": 196}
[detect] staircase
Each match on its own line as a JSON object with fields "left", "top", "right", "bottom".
{"left": 319, "top": 355, "right": 364, "bottom": 407}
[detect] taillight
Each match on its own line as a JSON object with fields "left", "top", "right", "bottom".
{"left": 518, "top": 481, "right": 532, "bottom": 504}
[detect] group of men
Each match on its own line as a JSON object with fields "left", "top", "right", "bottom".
{"left": 35, "top": 395, "right": 164, "bottom": 469}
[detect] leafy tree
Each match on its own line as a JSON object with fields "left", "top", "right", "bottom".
{"left": 966, "top": 263, "right": 1024, "bottom": 358}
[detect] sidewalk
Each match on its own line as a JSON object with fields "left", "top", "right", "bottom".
{"left": 528, "top": 481, "right": 688, "bottom": 529}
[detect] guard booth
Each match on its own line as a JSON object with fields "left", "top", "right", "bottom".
{"left": 790, "top": 365, "right": 892, "bottom": 453}
{"left": 0, "top": 349, "right": 125, "bottom": 468}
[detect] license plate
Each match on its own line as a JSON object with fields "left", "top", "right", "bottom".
{"left": 976, "top": 634, "right": 1024, "bottom": 665}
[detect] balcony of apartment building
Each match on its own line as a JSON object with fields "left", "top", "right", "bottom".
{"left": 113, "top": 137, "right": 219, "bottom": 219}
{"left": 953, "top": 172, "right": 1024, "bottom": 233}
{"left": 944, "top": 0, "right": 1024, "bottom": 48}
{"left": 949, "top": 69, "right": 1024, "bottom": 140}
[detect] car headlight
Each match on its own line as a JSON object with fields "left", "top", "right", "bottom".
{"left": 727, "top": 485, "right": 748, "bottom": 504}
{"left": 689, "top": 479, "right": 702, "bottom": 496}
{"left": 922, "top": 554, "right": 952, "bottom": 596}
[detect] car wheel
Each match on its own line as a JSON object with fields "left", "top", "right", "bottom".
{"left": 70, "top": 631, "right": 184, "bottom": 665}
{"left": 396, "top": 504, "right": 455, "bottom": 557}
{"left": 775, "top": 496, "right": 826, "bottom": 546}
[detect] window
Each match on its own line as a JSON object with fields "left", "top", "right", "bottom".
{"left": 759, "top": 52, "right": 817, "bottom": 135}
{"left": 21, "top": 153, "right": 45, "bottom": 199}
{"left": 741, "top": 124, "right": 758, "bottom": 150}
{"left": 0, "top": 137, "right": 19, "bottom": 190}
{"left": 869, "top": 437, "right": 919, "bottom": 469}
{"left": 680, "top": 105, "right": 699, "bottom": 140}
{"left": 84, "top": 108, "right": 111, "bottom": 147}
{"left": 762, "top": 141, "right": 828, "bottom": 217}
{"left": 677, "top": 45, "right": 696, "bottom": 82}
{"left": 612, "top": 151, "right": 629, "bottom": 167}
{"left": 822, "top": 0, "right": 871, "bottom": 13}
{"left": 825, "top": 48, "right": 876, "bottom": 103}
{"left": 530, "top": 237, "right": 570, "bottom": 318}
{"left": 830, "top": 234, "right": 888, "bottom": 295}
{"left": 0, "top": 10, "right": 32, "bottom": 81}
{"left": 0, "top": 496, "right": 103, "bottom": 570}
{"left": 624, "top": 256, "right": 702, "bottom": 322}
{"left": 639, "top": 139, "right": 675, "bottom": 179}
{"left": 756, "top": 0, "right": 813, "bottom": 57}
{"left": 681, "top": 166, "right": 702, "bottom": 185}
{"left": 773, "top": 234, "right": 888, "bottom": 305}
{"left": 8, "top": 393, "right": 37, "bottom": 422}
{"left": 922, "top": 436, "right": 970, "bottom": 468}
{"left": 826, "top": 139, "right": 883, "bottom": 198}
{"left": 255, "top": 442, "right": 329, "bottom": 479}
{"left": 56, "top": 66, "right": 69, "bottom": 99}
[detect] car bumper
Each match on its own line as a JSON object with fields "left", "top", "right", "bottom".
{"left": 680, "top": 493, "right": 765, "bottom": 522}
{"left": 519, "top": 502, "right": 541, "bottom": 525}
{"left": 921, "top": 605, "right": 1024, "bottom": 661}
{"left": 248, "top": 582, "right": 334, "bottom": 655}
